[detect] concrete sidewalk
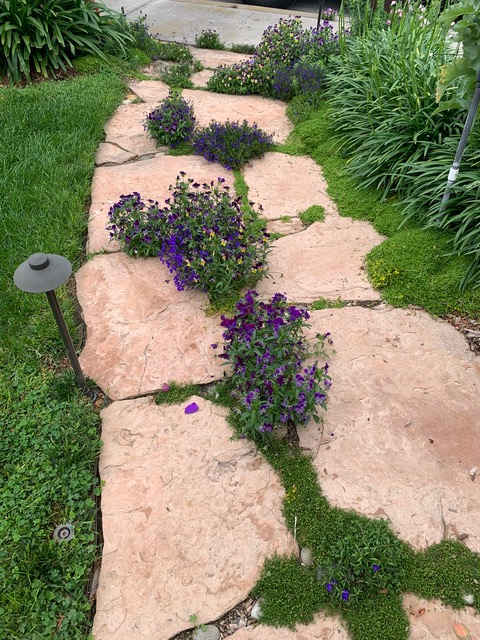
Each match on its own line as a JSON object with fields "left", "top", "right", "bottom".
{"left": 102, "top": 0, "right": 321, "bottom": 45}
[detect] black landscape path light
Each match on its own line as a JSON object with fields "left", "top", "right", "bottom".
{"left": 14, "top": 252, "right": 91, "bottom": 396}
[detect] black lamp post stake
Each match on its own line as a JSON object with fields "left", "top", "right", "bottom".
{"left": 14, "top": 252, "right": 90, "bottom": 395}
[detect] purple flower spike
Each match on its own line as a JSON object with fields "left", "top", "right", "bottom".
{"left": 185, "top": 402, "right": 199, "bottom": 414}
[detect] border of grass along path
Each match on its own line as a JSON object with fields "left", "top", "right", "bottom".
{"left": 291, "top": 102, "right": 480, "bottom": 319}
{"left": 0, "top": 72, "right": 125, "bottom": 638}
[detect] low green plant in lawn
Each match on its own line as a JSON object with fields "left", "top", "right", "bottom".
{"left": 195, "top": 29, "right": 225, "bottom": 50}
{"left": 0, "top": 72, "right": 124, "bottom": 637}
{"left": 192, "top": 120, "right": 273, "bottom": 170}
{"left": 144, "top": 91, "right": 196, "bottom": 148}
{"left": 0, "top": 366, "right": 101, "bottom": 639}
{"left": 0, "top": 0, "right": 133, "bottom": 84}
{"left": 107, "top": 175, "right": 271, "bottom": 304}
{"left": 300, "top": 205, "right": 325, "bottom": 226}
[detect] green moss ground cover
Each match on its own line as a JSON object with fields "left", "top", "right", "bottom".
{"left": 0, "top": 73, "right": 125, "bottom": 639}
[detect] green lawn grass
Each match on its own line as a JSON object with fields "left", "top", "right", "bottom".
{"left": 0, "top": 72, "right": 125, "bottom": 639}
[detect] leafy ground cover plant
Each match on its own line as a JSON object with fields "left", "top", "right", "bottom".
{"left": 0, "top": 0, "right": 133, "bottom": 84}
{"left": 107, "top": 175, "right": 271, "bottom": 302}
{"left": 217, "top": 290, "right": 331, "bottom": 440}
{"left": 195, "top": 29, "right": 225, "bottom": 50}
{"left": 192, "top": 120, "right": 273, "bottom": 170}
{"left": 321, "top": 517, "right": 407, "bottom": 604}
{"left": 0, "top": 73, "right": 124, "bottom": 638}
{"left": 161, "top": 59, "right": 203, "bottom": 88}
{"left": 144, "top": 91, "right": 196, "bottom": 148}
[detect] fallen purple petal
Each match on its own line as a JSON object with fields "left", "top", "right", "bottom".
{"left": 185, "top": 402, "right": 199, "bottom": 414}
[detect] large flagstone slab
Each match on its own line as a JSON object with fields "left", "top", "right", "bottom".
{"left": 256, "top": 219, "right": 383, "bottom": 303}
{"left": 189, "top": 48, "right": 251, "bottom": 68}
{"left": 244, "top": 153, "right": 336, "bottom": 222}
{"left": 183, "top": 90, "right": 292, "bottom": 144}
{"left": 104, "top": 103, "right": 162, "bottom": 157}
{"left": 128, "top": 79, "right": 170, "bottom": 104}
{"left": 230, "top": 614, "right": 349, "bottom": 640}
{"left": 405, "top": 594, "right": 480, "bottom": 639}
{"left": 301, "top": 306, "right": 480, "bottom": 552}
{"left": 87, "top": 155, "right": 234, "bottom": 254}
{"left": 76, "top": 253, "right": 224, "bottom": 400}
{"left": 93, "top": 396, "right": 296, "bottom": 640}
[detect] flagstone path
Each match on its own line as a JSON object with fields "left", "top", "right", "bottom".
{"left": 77, "top": 49, "right": 480, "bottom": 640}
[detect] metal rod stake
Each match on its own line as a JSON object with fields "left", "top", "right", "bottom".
{"left": 45, "top": 289, "right": 89, "bottom": 394}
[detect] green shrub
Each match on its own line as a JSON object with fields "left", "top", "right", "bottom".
{"left": 155, "top": 41, "right": 194, "bottom": 63}
{"left": 0, "top": 0, "right": 133, "bottom": 84}
{"left": 195, "top": 29, "right": 225, "bottom": 50}
{"left": 161, "top": 59, "right": 202, "bottom": 88}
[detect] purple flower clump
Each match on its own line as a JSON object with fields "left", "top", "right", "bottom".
{"left": 193, "top": 120, "right": 273, "bottom": 170}
{"left": 218, "top": 290, "right": 331, "bottom": 439}
{"left": 107, "top": 176, "right": 271, "bottom": 303}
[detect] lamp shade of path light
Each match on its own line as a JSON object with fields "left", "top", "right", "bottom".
{"left": 14, "top": 252, "right": 91, "bottom": 396}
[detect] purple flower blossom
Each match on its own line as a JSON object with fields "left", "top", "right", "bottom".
{"left": 341, "top": 590, "right": 350, "bottom": 602}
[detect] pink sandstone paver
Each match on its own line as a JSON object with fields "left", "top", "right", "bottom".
{"left": 95, "top": 143, "right": 138, "bottom": 166}
{"left": 405, "top": 594, "right": 480, "bottom": 639}
{"left": 300, "top": 306, "right": 480, "bottom": 552}
{"left": 87, "top": 155, "right": 234, "bottom": 254}
{"left": 93, "top": 396, "right": 296, "bottom": 640}
{"left": 183, "top": 90, "right": 293, "bottom": 144}
{"left": 230, "top": 615, "right": 349, "bottom": 640}
{"left": 104, "top": 103, "right": 163, "bottom": 157}
{"left": 191, "top": 69, "right": 215, "bottom": 88}
{"left": 128, "top": 79, "right": 170, "bottom": 103}
{"left": 244, "top": 154, "right": 337, "bottom": 222}
{"left": 189, "top": 48, "right": 251, "bottom": 68}
{"left": 256, "top": 219, "right": 383, "bottom": 302}
{"left": 76, "top": 253, "right": 225, "bottom": 400}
